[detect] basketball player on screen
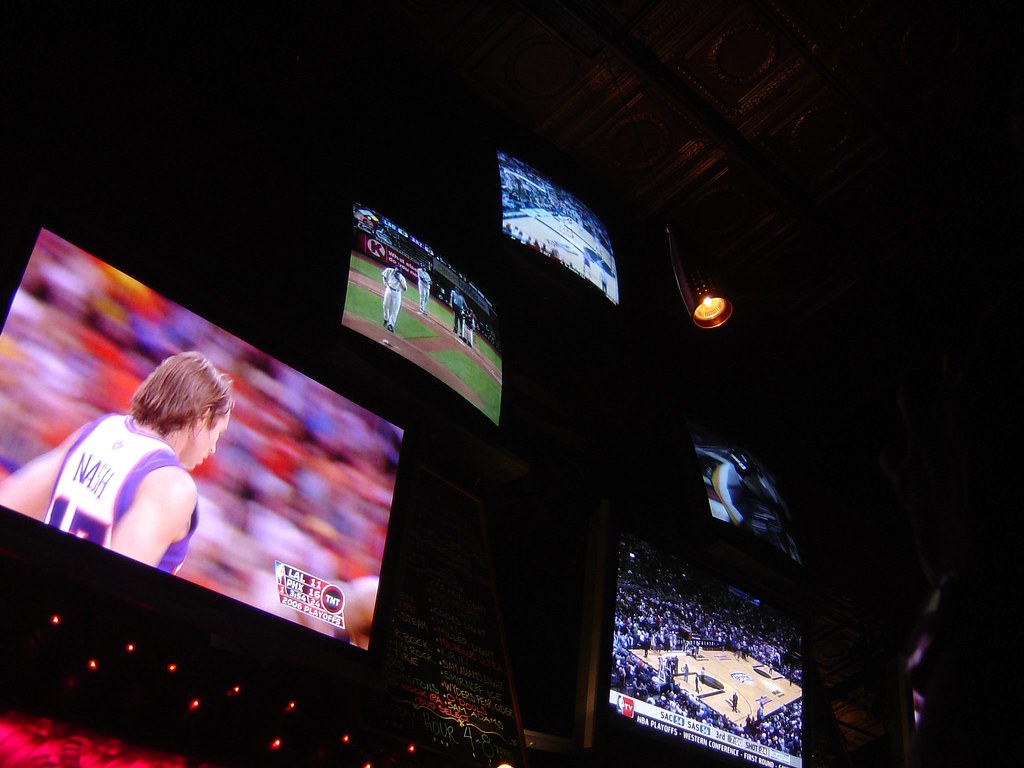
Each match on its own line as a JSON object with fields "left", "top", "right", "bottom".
{"left": 0, "top": 351, "right": 233, "bottom": 575}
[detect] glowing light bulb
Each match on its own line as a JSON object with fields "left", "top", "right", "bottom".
{"left": 692, "top": 294, "right": 732, "bottom": 327}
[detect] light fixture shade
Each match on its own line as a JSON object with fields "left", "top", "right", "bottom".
{"left": 687, "top": 272, "right": 733, "bottom": 329}
{"left": 666, "top": 225, "right": 733, "bottom": 329}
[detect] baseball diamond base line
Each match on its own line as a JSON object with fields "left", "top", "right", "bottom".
{"left": 343, "top": 259, "right": 502, "bottom": 416}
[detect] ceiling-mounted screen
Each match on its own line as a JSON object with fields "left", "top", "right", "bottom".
{"left": 607, "top": 528, "right": 805, "bottom": 768}
{"left": 497, "top": 150, "right": 619, "bottom": 304}
{"left": 688, "top": 421, "right": 802, "bottom": 564}
{"left": 0, "top": 227, "right": 405, "bottom": 652}
{"left": 342, "top": 202, "right": 502, "bottom": 426}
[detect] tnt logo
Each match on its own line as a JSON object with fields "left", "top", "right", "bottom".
{"left": 321, "top": 585, "right": 345, "bottom": 615}
{"left": 617, "top": 696, "right": 635, "bottom": 718}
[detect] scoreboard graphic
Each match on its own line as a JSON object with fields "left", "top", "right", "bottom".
{"left": 275, "top": 561, "right": 346, "bottom": 628}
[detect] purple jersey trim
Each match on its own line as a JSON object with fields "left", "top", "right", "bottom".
{"left": 116, "top": 448, "right": 197, "bottom": 574}
{"left": 49, "top": 414, "right": 197, "bottom": 574}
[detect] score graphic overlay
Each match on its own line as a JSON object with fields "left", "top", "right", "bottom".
{"left": 275, "top": 561, "right": 345, "bottom": 629}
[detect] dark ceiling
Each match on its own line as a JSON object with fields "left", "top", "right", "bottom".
{"left": 381, "top": 3, "right": 1022, "bottom": 764}
{"left": 2, "top": 2, "right": 1022, "bottom": 767}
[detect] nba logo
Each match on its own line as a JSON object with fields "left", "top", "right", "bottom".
{"left": 617, "top": 695, "right": 635, "bottom": 718}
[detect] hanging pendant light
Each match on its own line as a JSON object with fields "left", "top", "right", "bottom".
{"left": 666, "top": 225, "right": 732, "bottom": 329}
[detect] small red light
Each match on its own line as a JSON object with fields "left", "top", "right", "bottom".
{"left": 269, "top": 738, "right": 282, "bottom": 750}
{"left": 87, "top": 659, "right": 98, "bottom": 670}
{"left": 285, "top": 700, "right": 296, "bottom": 711}
{"left": 51, "top": 615, "right": 61, "bottom": 625}
{"left": 189, "top": 699, "right": 201, "bottom": 711}
{"left": 125, "top": 643, "right": 135, "bottom": 653}
{"left": 407, "top": 743, "right": 416, "bottom": 753}
{"left": 167, "top": 663, "right": 177, "bottom": 673}
{"left": 341, "top": 734, "right": 351, "bottom": 744}
{"left": 228, "top": 685, "right": 241, "bottom": 696}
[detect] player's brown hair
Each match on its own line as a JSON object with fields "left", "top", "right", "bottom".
{"left": 130, "top": 351, "right": 234, "bottom": 436}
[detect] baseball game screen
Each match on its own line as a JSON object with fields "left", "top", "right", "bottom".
{"left": 498, "top": 149, "right": 619, "bottom": 305}
{"left": 688, "top": 421, "right": 802, "bottom": 565}
{"left": 0, "top": 227, "right": 405, "bottom": 652}
{"left": 341, "top": 202, "right": 503, "bottom": 426}
{"left": 608, "top": 529, "right": 805, "bottom": 768}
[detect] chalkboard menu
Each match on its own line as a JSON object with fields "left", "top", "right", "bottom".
{"left": 365, "top": 467, "right": 527, "bottom": 767}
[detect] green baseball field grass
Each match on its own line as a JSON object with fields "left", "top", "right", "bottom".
{"left": 343, "top": 265, "right": 502, "bottom": 424}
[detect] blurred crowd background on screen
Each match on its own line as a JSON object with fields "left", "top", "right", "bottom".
{"left": 0, "top": 229, "right": 404, "bottom": 643}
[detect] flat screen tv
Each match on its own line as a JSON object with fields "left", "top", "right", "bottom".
{"left": 688, "top": 421, "right": 802, "bottom": 565}
{"left": 497, "top": 149, "right": 619, "bottom": 304}
{"left": 606, "top": 528, "right": 805, "bottom": 768}
{"left": 342, "top": 202, "right": 503, "bottom": 427}
{"left": 0, "top": 227, "right": 406, "bottom": 653}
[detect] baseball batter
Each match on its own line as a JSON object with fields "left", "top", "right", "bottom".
{"left": 382, "top": 265, "right": 407, "bottom": 332}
